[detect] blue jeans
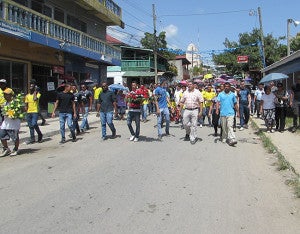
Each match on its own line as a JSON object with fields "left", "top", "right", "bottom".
{"left": 239, "top": 103, "right": 250, "bottom": 127}
{"left": 127, "top": 111, "right": 141, "bottom": 138}
{"left": 59, "top": 113, "right": 75, "bottom": 139}
{"left": 100, "top": 111, "right": 116, "bottom": 138}
{"left": 26, "top": 112, "right": 42, "bottom": 140}
{"left": 80, "top": 107, "right": 90, "bottom": 130}
{"left": 142, "top": 104, "right": 148, "bottom": 120}
{"left": 157, "top": 107, "right": 170, "bottom": 136}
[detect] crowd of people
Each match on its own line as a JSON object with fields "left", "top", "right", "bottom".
{"left": 0, "top": 76, "right": 300, "bottom": 156}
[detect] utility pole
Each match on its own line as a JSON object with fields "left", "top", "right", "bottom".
{"left": 152, "top": 4, "right": 158, "bottom": 83}
{"left": 258, "top": 7, "right": 266, "bottom": 68}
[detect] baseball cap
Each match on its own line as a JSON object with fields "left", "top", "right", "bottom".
{"left": 3, "top": 88, "right": 14, "bottom": 95}
{"left": 0, "top": 79, "right": 7, "bottom": 83}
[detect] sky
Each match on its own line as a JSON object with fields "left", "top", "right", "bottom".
{"left": 109, "top": 0, "right": 300, "bottom": 65}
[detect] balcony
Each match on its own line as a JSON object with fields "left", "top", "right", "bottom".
{"left": 74, "top": 0, "right": 124, "bottom": 28}
{"left": 122, "top": 60, "right": 166, "bottom": 72}
{"left": 0, "top": 0, "right": 121, "bottom": 64}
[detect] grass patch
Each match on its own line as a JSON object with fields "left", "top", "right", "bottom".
{"left": 251, "top": 119, "right": 300, "bottom": 198}
{"left": 285, "top": 179, "right": 300, "bottom": 198}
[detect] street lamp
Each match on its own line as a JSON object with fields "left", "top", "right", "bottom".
{"left": 287, "top": 18, "right": 300, "bottom": 56}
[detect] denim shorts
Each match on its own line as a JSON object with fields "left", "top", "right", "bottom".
{"left": 0, "top": 129, "right": 19, "bottom": 142}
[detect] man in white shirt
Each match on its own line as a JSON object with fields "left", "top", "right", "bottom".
{"left": 179, "top": 81, "right": 203, "bottom": 144}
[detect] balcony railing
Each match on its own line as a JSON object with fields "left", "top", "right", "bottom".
{"left": 122, "top": 60, "right": 166, "bottom": 72}
{"left": 0, "top": 0, "right": 121, "bottom": 61}
{"left": 121, "top": 60, "right": 150, "bottom": 71}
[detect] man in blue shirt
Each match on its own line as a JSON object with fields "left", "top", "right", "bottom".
{"left": 216, "top": 82, "right": 239, "bottom": 146}
{"left": 237, "top": 81, "right": 251, "bottom": 130}
{"left": 154, "top": 79, "right": 170, "bottom": 140}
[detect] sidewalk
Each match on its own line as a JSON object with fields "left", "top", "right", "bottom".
{"left": 251, "top": 116, "right": 300, "bottom": 175}
{"left": 18, "top": 112, "right": 100, "bottom": 144}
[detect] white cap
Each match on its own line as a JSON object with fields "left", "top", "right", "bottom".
{"left": 0, "top": 79, "right": 7, "bottom": 83}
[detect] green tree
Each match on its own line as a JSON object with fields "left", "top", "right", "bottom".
{"left": 213, "top": 29, "right": 286, "bottom": 75}
{"left": 290, "top": 32, "right": 300, "bottom": 53}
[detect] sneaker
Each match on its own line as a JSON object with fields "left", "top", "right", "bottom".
{"left": 291, "top": 127, "right": 297, "bottom": 133}
{"left": 41, "top": 119, "right": 46, "bottom": 126}
{"left": 233, "top": 128, "right": 236, "bottom": 132}
{"left": 184, "top": 134, "right": 190, "bottom": 141}
{"left": 239, "top": 127, "right": 244, "bottom": 131}
{"left": 221, "top": 138, "right": 226, "bottom": 143}
{"left": 228, "top": 139, "right": 237, "bottom": 146}
{"left": 102, "top": 136, "right": 107, "bottom": 141}
{"left": 10, "top": 150, "right": 18, "bottom": 156}
{"left": 59, "top": 138, "right": 66, "bottom": 144}
{"left": 199, "top": 124, "right": 203, "bottom": 128}
{"left": 158, "top": 135, "right": 162, "bottom": 140}
{"left": 0, "top": 148, "right": 11, "bottom": 157}
{"left": 190, "top": 138, "right": 197, "bottom": 145}
{"left": 271, "top": 129, "right": 275, "bottom": 133}
{"left": 38, "top": 134, "right": 43, "bottom": 143}
{"left": 133, "top": 137, "right": 139, "bottom": 142}
{"left": 129, "top": 135, "right": 135, "bottom": 141}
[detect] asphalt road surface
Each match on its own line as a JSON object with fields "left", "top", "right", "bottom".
{"left": 0, "top": 115, "right": 300, "bottom": 234}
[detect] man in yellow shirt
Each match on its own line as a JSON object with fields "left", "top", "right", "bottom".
{"left": 202, "top": 84, "right": 216, "bottom": 127}
{"left": 93, "top": 84, "right": 103, "bottom": 111}
{"left": 25, "top": 83, "right": 43, "bottom": 143}
{"left": 0, "top": 79, "right": 9, "bottom": 123}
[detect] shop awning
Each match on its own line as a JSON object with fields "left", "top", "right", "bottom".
{"left": 123, "top": 71, "right": 155, "bottom": 77}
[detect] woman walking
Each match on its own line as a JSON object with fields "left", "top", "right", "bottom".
{"left": 274, "top": 82, "right": 289, "bottom": 132}
{"left": 260, "top": 86, "right": 276, "bottom": 133}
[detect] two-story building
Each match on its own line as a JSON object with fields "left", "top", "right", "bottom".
{"left": 0, "top": 0, "right": 123, "bottom": 109}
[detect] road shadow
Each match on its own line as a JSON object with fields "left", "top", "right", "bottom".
{"left": 138, "top": 135, "right": 161, "bottom": 142}
{"left": 18, "top": 148, "right": 41, "bottom": 155}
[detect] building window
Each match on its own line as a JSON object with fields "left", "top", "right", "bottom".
{"left": 13, "top": 0, "right": 28, "bottom": 7}
{"left": 43, "top": 5, "right": 52, "bottom": 18}
{"left": 67, "top": 15, "right": 87, "bottom": 33}
{"left": 0, "top": 60, "right": 27, "bottom": 94}
{"left": 31, "top": 0, "right": 42, "bottom": 14}
{"left": 54, "top": 7, "right": 64, "bottom": 23}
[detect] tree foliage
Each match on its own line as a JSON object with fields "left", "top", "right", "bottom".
{"left": 213, "top": 29, "right": 286, "bottom": 76}
{"left": 290, "top": 32, "right": 300, "bottom": 53}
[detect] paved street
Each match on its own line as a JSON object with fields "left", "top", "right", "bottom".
{"left": 0, "top": 115, "right": 300, "bottom": 234}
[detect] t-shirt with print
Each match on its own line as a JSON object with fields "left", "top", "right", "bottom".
{"left": 80, "top": 90, "right": 92, "bottom": 107}
{"left": 25, "top": 93, "right": 41, "bottom": 113}
{"left": 56, "top": 92, "right": 74, "bottom": 114}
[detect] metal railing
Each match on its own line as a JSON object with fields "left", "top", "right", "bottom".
{"left": 121, "top": 60, "right": 151, "bottom": 71}
{"left": 122, "top": 60, "right": 166, "bottom": 71}
{"left": 0, "top": 0, "right": 121, "bottom": 61}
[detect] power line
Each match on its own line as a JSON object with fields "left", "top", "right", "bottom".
{"left": 159, "top": 9, "right": 252, "bottom": 17}
{"left": 121, "top": 0, "right": 152, "bottom": 17}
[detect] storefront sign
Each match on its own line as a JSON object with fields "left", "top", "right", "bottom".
{"left": 53, "top": 66, "right": 64, "bottom": 74}
{"left": 47, "top": 82, "right": 55, "bottom": 91}
{"left": 0, "top": 21, "right": 31, "bottom": 39}
{"left": 237, "top": 55, "right": 248, "bottom": 63}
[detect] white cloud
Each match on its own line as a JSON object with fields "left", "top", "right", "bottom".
{"left": 163, "top": 24, "right": 178, "bottom": 38}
